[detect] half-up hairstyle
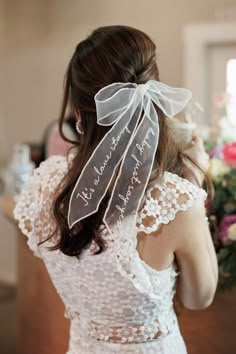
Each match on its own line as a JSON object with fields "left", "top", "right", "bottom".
{"left": 46, "top": 25, "right": 209, "bottom": 257}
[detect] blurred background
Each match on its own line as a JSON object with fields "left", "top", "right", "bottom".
{"left": 1, "top": 0, "right": 236, "bottom": 353}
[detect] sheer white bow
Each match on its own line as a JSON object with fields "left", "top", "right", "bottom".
{"left": 68, "top": 81, "right": 192, "bottom": 232}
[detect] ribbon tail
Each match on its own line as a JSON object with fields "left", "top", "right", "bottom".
{"left": 104, "top": 100, "right": 159, "bottom": 234}
{"left": 68, "top": 101, "right": 139, "bottom": 229}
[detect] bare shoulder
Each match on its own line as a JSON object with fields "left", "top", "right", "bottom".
{"left": 165, "top": 197, "right": 207, "bottom": 250}
{"left": 137, "top": 172, "right": 208, "bottom": 270}
{"left": 156, "top": 172, "right": 207, "bottom": 240}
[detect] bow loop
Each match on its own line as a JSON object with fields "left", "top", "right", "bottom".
{"left": 95, "top": 84, "right": 138, "bottom": 126}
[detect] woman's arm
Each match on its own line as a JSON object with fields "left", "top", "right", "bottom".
{"left": 173, "top": 199, "right": 218, "bottom": 310}
{"left": 182, "top": 135, "right": 209, "bottom": 187}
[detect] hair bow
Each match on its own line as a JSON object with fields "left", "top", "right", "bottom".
{"left": 68, "top": 81, "right": 192, "bottom": 232}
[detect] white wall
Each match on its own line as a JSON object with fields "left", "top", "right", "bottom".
{"left": 0, "top": 198, "right": 16, "bottom": 283}
{"left": 1, "top": 0, "right": 236, "bottom": 283}
{"left": 2, "top": 0, "right": 236, "bottom": 153}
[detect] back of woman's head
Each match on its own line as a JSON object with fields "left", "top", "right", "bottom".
{"left": 52, "top": 26, "right": 186, "bottom": 257}
{"left": 60, "top": 26, "right": 159, "bottom": 148}
{"left": 70, "top": 26, "right": 159, "bottom": 110}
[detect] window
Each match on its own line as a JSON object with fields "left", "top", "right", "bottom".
{"left": 226, "top": 59, "right": 236, "bottom": 126}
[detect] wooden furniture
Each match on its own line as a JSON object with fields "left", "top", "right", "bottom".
{"left": 178, "top": 291, "right": 236, "bottom": 354}
{"left": 2, "top": 197, "right": 70, "bottom": 354}
{"left": 2, "top": 196, "right": 236, "bottom": 354}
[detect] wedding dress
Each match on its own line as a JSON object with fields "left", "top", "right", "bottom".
{"left": 14, "top": 155, "right": 206, "bottom": 354}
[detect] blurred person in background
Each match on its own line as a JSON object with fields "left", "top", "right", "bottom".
{"left": 42, "top": 114, "right": 78, "bottom": 159}
{"left": 14, "top": 26, "right": 218, "bottom": 353}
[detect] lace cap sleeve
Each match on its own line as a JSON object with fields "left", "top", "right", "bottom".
{"left": 13, "top": 155, "right": 69, "bottom": 257}
{"left": 137, "top": 171, "right": 207, "bottom": 234}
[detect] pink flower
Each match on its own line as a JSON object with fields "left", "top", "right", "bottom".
{"left": 223, "top": 142, "right": 236, "bottom": 168}
{"left": 219, "top": 214, "right": 236, "bottom": 243}
{"left": 213, "top": 92, "right": 226, "bottom": 108}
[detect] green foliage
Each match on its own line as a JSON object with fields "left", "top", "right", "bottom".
{"left": 211, "top": 168, "right": 236, "bottom": 219}
{"left": 209, "top": 167, "right": 236, "bottom": 290}
{"left": 217, "top": 242, "right": 236, "bottom": 290}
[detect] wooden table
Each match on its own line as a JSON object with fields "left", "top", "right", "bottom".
{"left": 2, "top": 197, "right": 236, "bottom": 354}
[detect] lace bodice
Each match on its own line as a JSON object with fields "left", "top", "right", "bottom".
{"left": 14, "top": 155, "right": 206, "bottom": 354}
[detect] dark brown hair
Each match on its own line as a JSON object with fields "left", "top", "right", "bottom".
{"left": 48, "top": 25, "right": 209, "bottom": 257}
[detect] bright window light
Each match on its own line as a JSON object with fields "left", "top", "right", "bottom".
{"left": 226, "top": 59, "right": 236, "bottom": 126}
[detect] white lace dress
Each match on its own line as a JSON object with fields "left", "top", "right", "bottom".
{"left": 14, "top": 155, "right": 207, "bottom": 354}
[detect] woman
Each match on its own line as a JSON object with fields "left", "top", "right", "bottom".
{"left": 14, "top": 26, "right": 218, "bottom": 353}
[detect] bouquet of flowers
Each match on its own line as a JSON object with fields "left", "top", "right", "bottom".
{"left": 207, "top": 141, "right": 236, "bottom": 290}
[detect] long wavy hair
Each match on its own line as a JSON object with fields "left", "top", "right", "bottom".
{"left": 47, "top": 25, "right": 209, "bottom": 257}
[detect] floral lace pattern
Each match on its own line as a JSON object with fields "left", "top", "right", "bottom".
{"left": 137, "top": 172, "right": 207, "bottom": 234}
{"left": 14, "top": 156, "right": 207, "bottom": 353}
{"left": 14, "top": 156, "right": 69, "bottom": 256}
